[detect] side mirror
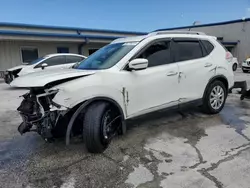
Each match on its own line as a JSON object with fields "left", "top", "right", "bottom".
{"left": 128, "top": 58, "right": 148, "bottom": 71}
{"left": 41, "top": 63, "right": 48, "bottom": 70}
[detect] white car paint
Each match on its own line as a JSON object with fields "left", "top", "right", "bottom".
{"left": 13, "top": 32, "right": 234, "bottom": 119}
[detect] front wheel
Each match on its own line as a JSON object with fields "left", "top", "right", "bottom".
{"left": 202, "top": 80, "right": 227, "bottom": 114}
{"left": 83, "top": 102, "right": 121, "bottom": 153}
{"left": 243, "top": 69, "right": 248, "bottom": 73}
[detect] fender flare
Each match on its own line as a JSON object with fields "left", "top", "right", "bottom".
{"left": 65, "top": 97, "right": 126, "bottom": 145}
{"left": 202, "top": 75, "right": 229, "bottom": 99}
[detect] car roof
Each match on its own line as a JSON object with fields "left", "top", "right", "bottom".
{"left": 112, "top": 32, "right": 216, "bottom": 44}
{"left": 112, "top": 35, "right": 148, "bottom": 44}
{"left": 246, "top": 58, "right": 250, "bottom": 61}
{"left": 45, "top": 53, "right": 85, "bottom": 58}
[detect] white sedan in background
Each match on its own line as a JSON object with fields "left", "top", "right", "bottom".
{"left": 4, "top": 53, "right": 86, "bottom": 84}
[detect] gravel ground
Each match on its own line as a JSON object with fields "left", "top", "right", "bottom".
{"left": 0, "top": 70, "right": 250, "bottom": 188}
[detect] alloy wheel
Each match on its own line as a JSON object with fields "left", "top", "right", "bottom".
{"left": 210, "top": 85, "right": 225, "bottom": 110}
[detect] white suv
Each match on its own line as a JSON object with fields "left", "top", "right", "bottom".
{"left": 11, "top": 31, "right": 234, "bottom": 153}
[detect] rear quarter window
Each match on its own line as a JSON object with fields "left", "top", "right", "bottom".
{"left": 201, "top": 40, "right": 214, "bottom": 55}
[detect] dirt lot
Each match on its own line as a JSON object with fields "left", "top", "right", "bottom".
{"left": 1, "top": 70, "right": 250, "bottom": 188}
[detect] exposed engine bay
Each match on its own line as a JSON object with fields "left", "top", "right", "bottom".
{"left": 17, "top": 88, "right": 65, "bottom": 141}
{"left": 14, "top": 73, "right": 95, "bottom": 142}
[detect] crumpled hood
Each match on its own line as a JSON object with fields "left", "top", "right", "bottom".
{"left": 7, "top": 65, "right": 28, "bottom": 72}
{"left": 10, "top": 68, "right": 96, "bottom": 87}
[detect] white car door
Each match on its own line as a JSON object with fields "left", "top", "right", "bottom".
{"left": 173, "top": 38, "right": 215, "bottom": 103}
{"left": 123, "top": 39, "right": 180, "bottom": 118}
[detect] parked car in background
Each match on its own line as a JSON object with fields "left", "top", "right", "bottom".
{"left": 4, "top": 53, "right": 86, "bottom": 84}
{"left": 232, "top": 57, "right": 238, "bottom": 71}
{"left": 242, "top": 58, "right": 250, "bottom": 73}
{"left": 11, "top": 31, "right": 234, "bottom": 153}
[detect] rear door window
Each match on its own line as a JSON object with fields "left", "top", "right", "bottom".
{"left": 173, "top": 40, "right": 203, "bottom": 62}
{"left": 201, "top": 40, "right": 214, "bottom": 55}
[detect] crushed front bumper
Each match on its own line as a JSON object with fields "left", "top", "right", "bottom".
{"left": 17, "top": 90, "right": 67, "bottom": 141}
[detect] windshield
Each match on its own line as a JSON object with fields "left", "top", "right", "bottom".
{"left": 26, "top": 57, "right": 46, "bottom": 65}
{"left": 75, "top": 42, "right": 137, "bottom": 70}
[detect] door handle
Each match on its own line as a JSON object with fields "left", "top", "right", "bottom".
{"left": 204, "top": 63, "right": 213, "bottom": 67}
{"left": 167, "top": 71, "right": 178, "bottom": 76}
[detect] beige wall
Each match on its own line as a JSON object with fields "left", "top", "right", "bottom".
{"left": 171, "top": 21, "right": 250, "bottom": 63}
{"left": 0, "top": 41, "right": 80, "bottom": 70}
{"left": 0, "top": 40, "right": 110, "bottom": 70}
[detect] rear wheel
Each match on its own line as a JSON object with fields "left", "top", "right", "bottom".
{"left": 233, "top": 63, "right": 237, "bottom": 71}
{"left": 83, "top": 102, "right": 121, "bottom": 153}
{"left": 202, "top": 80, "right": 226, "bottom": 114}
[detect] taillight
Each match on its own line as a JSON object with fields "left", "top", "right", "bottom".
{"left": 226, "top": 51, "right": 233, "bottom": 62}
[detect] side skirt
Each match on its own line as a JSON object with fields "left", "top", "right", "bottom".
{"left": 126, "top": 99, "right": 203, "bottom": 122}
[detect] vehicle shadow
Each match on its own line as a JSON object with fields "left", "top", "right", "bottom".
{"left": 126, "top": 106, "right": 206, "bottom": 130}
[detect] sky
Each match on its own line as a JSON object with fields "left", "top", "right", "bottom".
{"left": 0, "top": 0, "right": 249, "bottom": 32}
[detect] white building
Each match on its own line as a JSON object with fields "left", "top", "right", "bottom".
{"left": 156, "top": 18, "right": 250, "bottom": 64}
{"left": 0, "top": 23, "right": 146, "bottom": 76}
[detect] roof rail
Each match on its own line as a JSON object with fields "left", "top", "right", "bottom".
{"left": 149, "top": 30, "right": 206, "bottom": 36}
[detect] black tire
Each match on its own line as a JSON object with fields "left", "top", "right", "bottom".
{"left": 83, "top": 102, "right": 118, "bottom": 153}
{"left": 243, "top": 70, "right": 248, "bottom": 73}
{"left": 233, "top": 63, "right": 237, "bottom": 71}
{"left": 202, "top": 80, "right": 227, "bottom": 114}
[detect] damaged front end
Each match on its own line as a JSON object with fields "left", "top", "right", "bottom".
{"left": 4, "top": 69, "right": 22, "bottom": 84}
{"left": 17, "top": 88, "right": 66, "bottom": 141}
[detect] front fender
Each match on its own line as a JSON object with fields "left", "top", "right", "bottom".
{"left": 53, "top": 86, "right": 127, "bottom": 117}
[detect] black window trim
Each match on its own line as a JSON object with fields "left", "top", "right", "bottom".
{"left": 199, "top": 40, "right": 208, "bottom": 56}
{"left": 172, "top": 38, "right": 206, "bottom": 63}
{"left": 20, "top": 46, "right": 39, "bottom": 64}
{"left": 123, "top": 38, "right": 174, "bottom": 70}
{"left": 200, "top": 39, "right": 215, "bottom": 56}
{"left": 57, "top": 47, "right": 69, "bottom": 53}
{"left": 88, "top": 49, "right": 99, "bottom": 55}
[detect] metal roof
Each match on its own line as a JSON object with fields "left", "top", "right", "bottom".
{"left": 0, "top": 22, "right": 147, "bottom": 35}
{"left": 155, "top": 18, "right": 250, "bottom": 31}
{"left": 0, "top": 30, "right": 125, "bottom": 41}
